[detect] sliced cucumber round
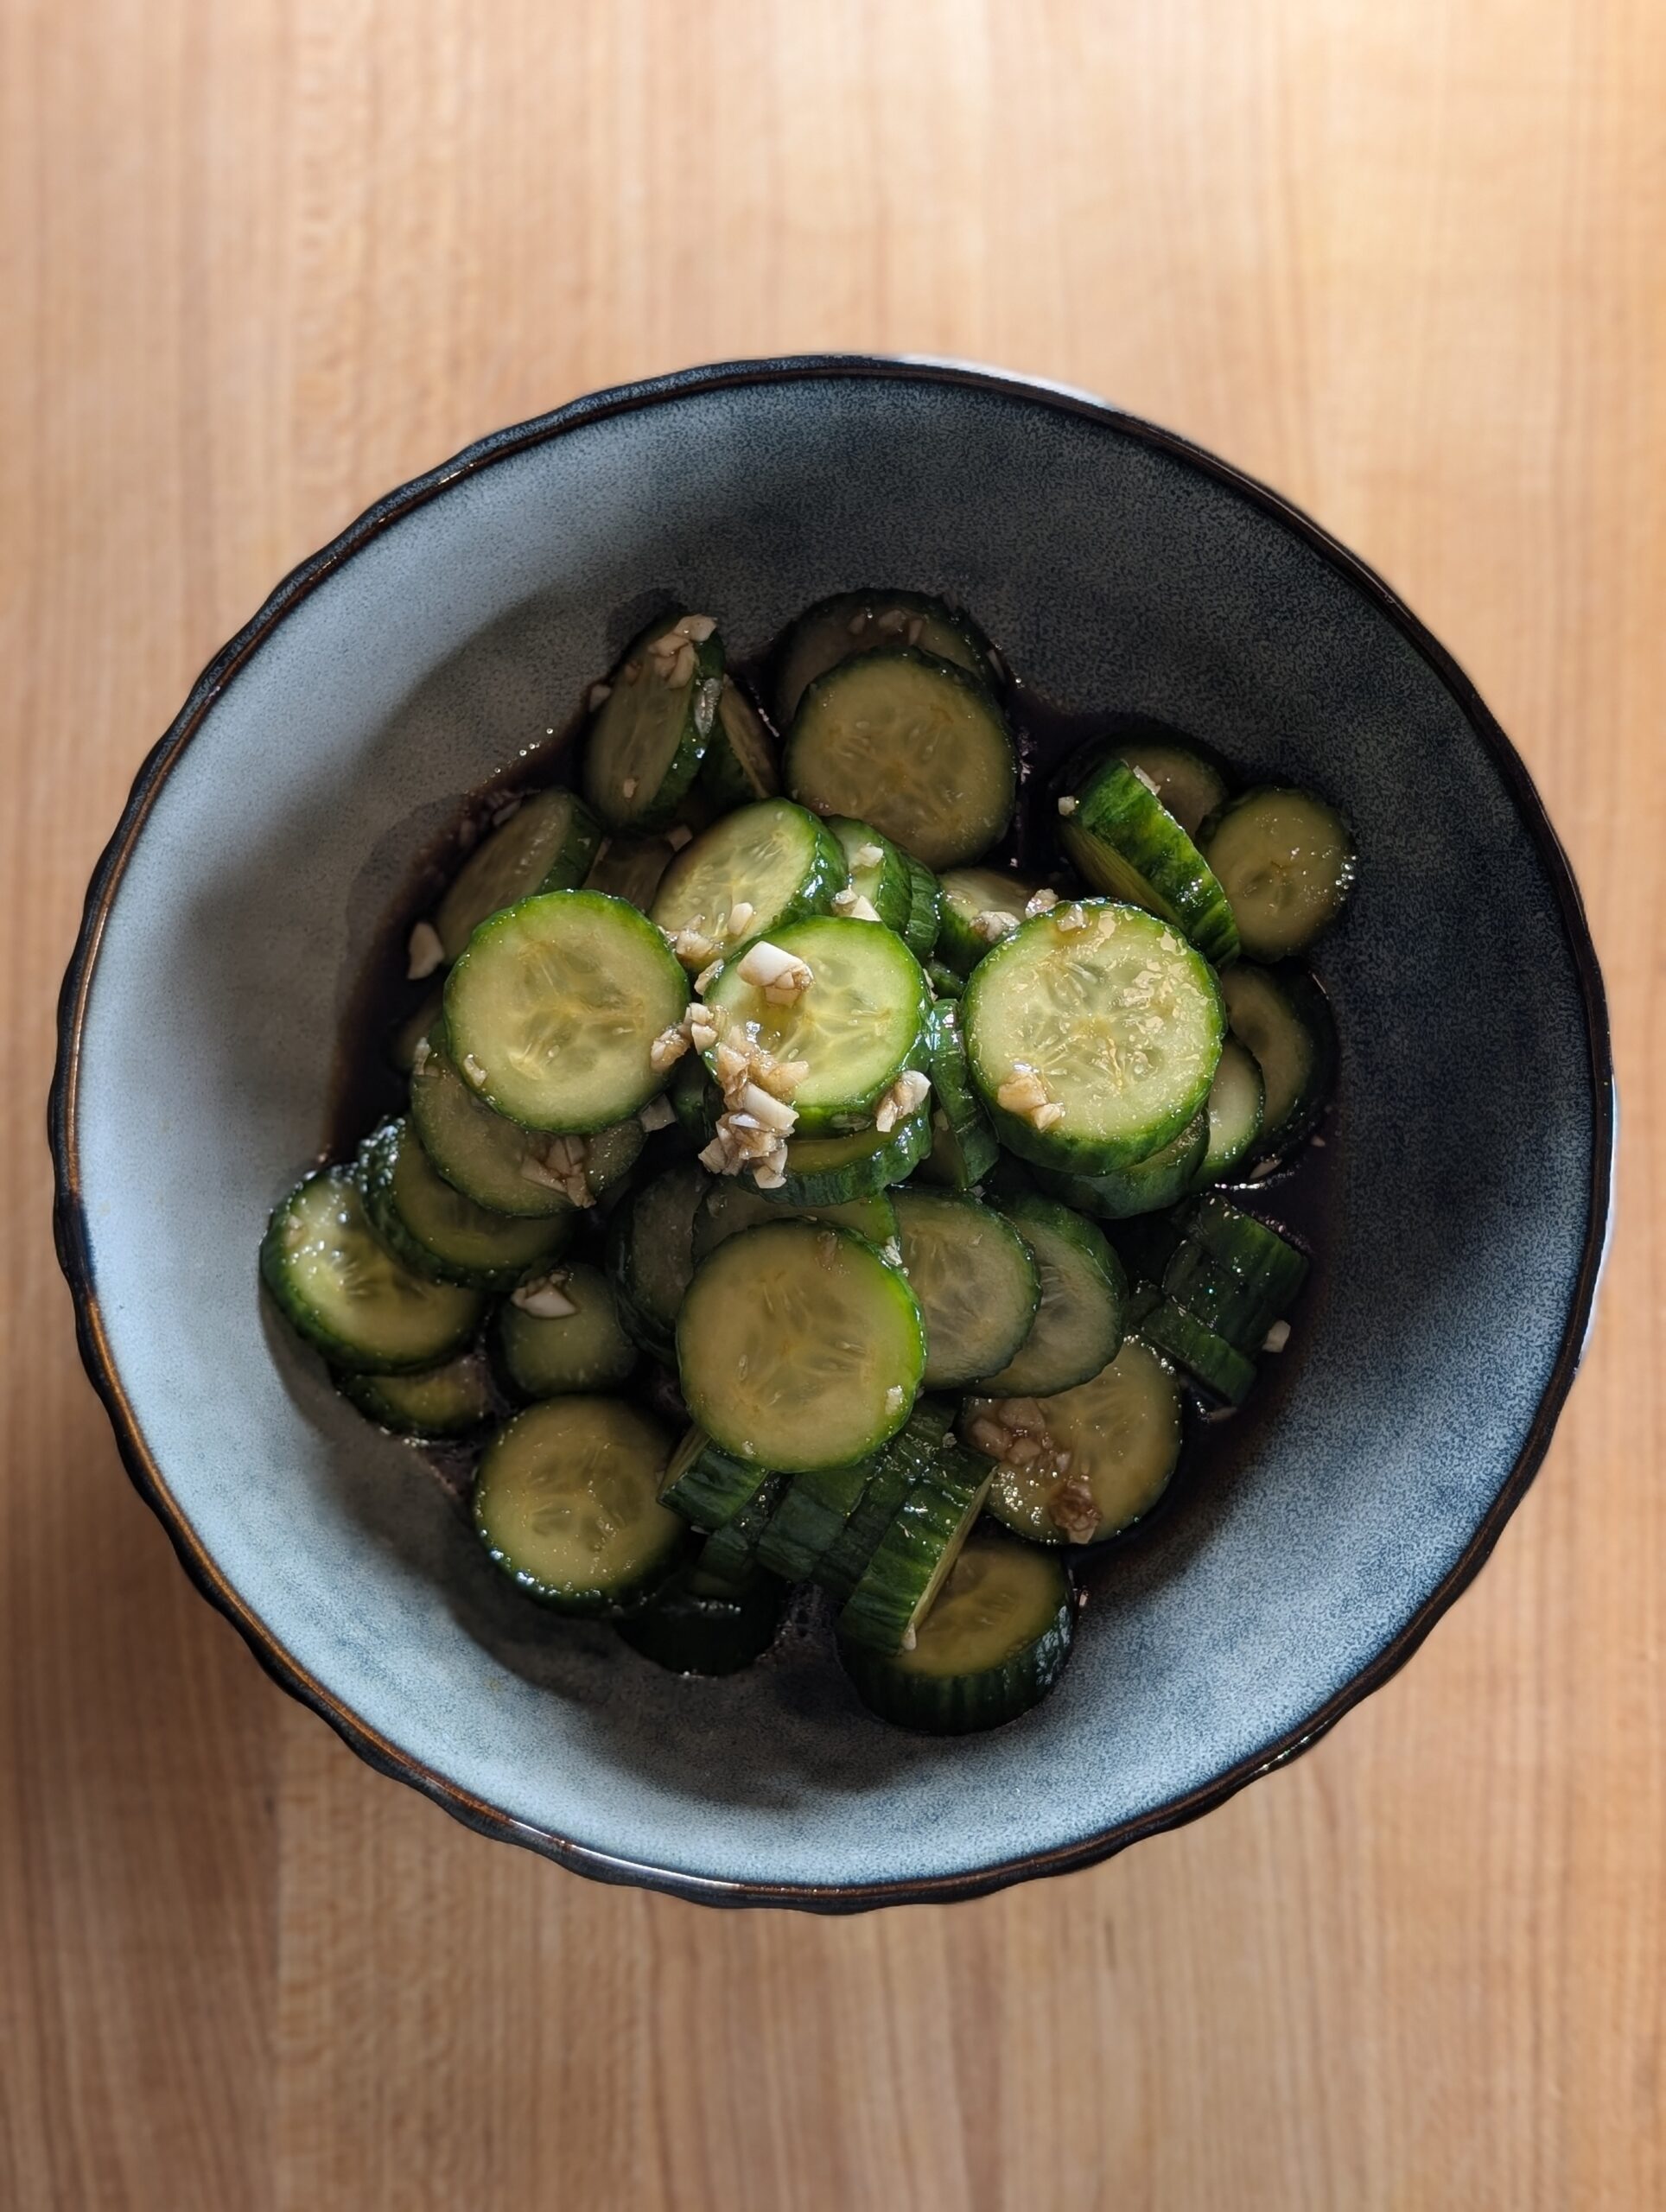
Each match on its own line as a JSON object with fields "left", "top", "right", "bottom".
{"left": 701, "top": 913, "right": 929, "bottom": 1135}
{"left": 976, "top": 1194, "right": 1126, "bottom": 1396}
{"left": 696, "top": 1475, "right": 787, "bottom": 1585}
{"left": 1200, "top": 786, "right": 1356, "bottom": 958}
{"left": 761, "top": 1108, "right": 932, "bottom": 1205}
{"left": 773, "top": 588, "right": 990, "bottom": 726}
{"left": 1218, "top": 962, "right": 1338, "bottom": 1160}
{"left": 659, "top": 1424, "right": 775, "bottom": 1531}
{"left": 444, "top": 890, "right": 689, "bottom": 1132}
{"left": 584, "top": 830, "right": 674, "bottom": 910}
{"left": 606, "top": 1159, "right": 709, "bottom": 1360}
{"left": 359, "top": 1118, "right": 571, "bottom": 1289}
{"left": 1160, "top": 1232, "right": 1306, "bottom": 1356}
{"left": 1032, "top": 1110, "right": 1209, "bottom": 1220}
{"left": 963, "top": 900, "right": 1224, "bottom": 1172}
{"left": 339, "top": 1350, "right": 493, "bottom": 1438}
{"left": 1060, "top": 757, "right": 1240, "bottom": 965}
{"left": 435, "top": 788, "right": 601, "bottom": 961}
{"left": 651, "top": 798, "right": 844, "bottom": 964}
{"left": 583, "top": 613, "right": 724, "bottom": 830}
{"left": 917, "top": 997, "right": 999, "bottom": 1191}
{"left": 677, "top": 1219, "right": 925, "bottom": 1472}
{"left": 1175, "top": 1193, "right": 1309, "bottom": 1328}
{"left": 1192, "top": 1036, "right": 1264, "bottom": 1186}
{"left": 495, "top": 1262, "right": 637, "bottom": 1395}
{"left": 935, "top": 866, "right": 1038, "bottom": 979}
{"left": 691, "top": 1176, "right": 896, "bottom": 1262}
{"left": 756, "top": 1461, "right": 875, "bottom": 1581}
{"left": 825, "top": 816, "right": 917, "bottom": 938}
{"left": 903, "top": 859, "right": 942, "bottom": 962}
{"left": 474, "top": 1397, "right": 687, "bottom": 1614}
{"left": 891, "top": 1190, "right": 1040, "bottom": 1390}
{"left": 411, "top": 1031, "right": 644, "bottom": 1216}
{"left": 700, "top": 677, "right": 779, "bottom": 810}
{"left": 840, "top": 1529, "right": 1073, "bottom": 1733}
{"left": 785, "top": 648, "right": 1016, "bottom": 869}
{"left": 1110, "top": 737, "right": 1230, "bottom": 838}
{"left": 972, "top": 1337, "right": 1182, "bottom": 1546}
{"left": 1135, "top": 1297, "right": 1256, "bottom": 1406}
{"left": 667, "top": 1054, "right": 720, "bottom": 1147}
{"left": 387, "top": 985, "right": 444, "bottom": 1076}
{"left": 261, "top": 1167, "right": 486, "bottom": 1374}
{"left": 836, "top": 1441, "right": 992, "bottom": 1655}
{"left": 615, "top": 1554, "right": 785, "bottom": 1675}
{"left": 814, "top": 1399, "right": 954, "bottom": 1605}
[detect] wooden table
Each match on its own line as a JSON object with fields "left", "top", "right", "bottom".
{"left": 4, "top": 4, "right": 1659, "bottom": 2205}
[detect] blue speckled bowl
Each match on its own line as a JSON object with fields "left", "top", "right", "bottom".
{"left": 51, "top": 359, "right": 1612, "bottom": 1909}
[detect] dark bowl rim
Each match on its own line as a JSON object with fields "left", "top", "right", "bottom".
{"left": 48, "top": 353, "right": 1615, "bottom": 1913}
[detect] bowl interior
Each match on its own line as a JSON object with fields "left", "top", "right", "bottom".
{"left": 64, "top": 367, "right": 1603, "bottom": 1902}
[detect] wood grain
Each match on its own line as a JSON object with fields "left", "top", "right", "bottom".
{"left": 3, "top": 2, "right": 1661, "bottom": 2205}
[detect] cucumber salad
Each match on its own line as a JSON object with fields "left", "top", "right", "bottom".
{"left": 262, "top": 592, "right": 1355, "bottom": 1735}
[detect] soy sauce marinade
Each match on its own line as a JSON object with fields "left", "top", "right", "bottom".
{"left": 324, "top": 625, "right": 1339, "bottom": 1557}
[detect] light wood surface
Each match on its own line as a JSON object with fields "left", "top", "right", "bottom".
{"left": 3, "top": 3, "right": 1660, "bottom": 2206}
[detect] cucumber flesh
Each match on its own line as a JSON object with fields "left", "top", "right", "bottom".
{"left": 435, "top": 788, "right": 601, "bottom": 961}
{"left": 607, "top": 1160, "right": 709, "bottom": 1359}
{"left": 700, "top": 678, "right": 779, "bottom": 810}
{"left": 691, "top": 1177, "right": 896, "bottom": 1261}
{"left": 1201, "top": 786, "right": 1356, "bottom": 959}
{"left": 964, "top": 900, "right": 1224, "bottom": 1172}
{"left": 495, "top": 1262, "right": 638, "bottom": 1395}
{"left": 785, "top": 648, "right": 1016, "bottom": 869}
{"left": 1218, "top": 962, "right": 1337, "bottom": 1160}
{"left": 773, "top": 589, "right": 990, "bottom": 725}
{"left": 976, "top": 1194, "right": 1126, "bottom": 1396}
{"left": 1032, "top": 1111, "right": 1209, "bottom": 1220}
{"left": 840, "top": 1529, "right": 1073, "bottom": 1733}
{"left": 891, "top": 1190, "right": 1040, "bottom": 1389}
{"left": 761, "top": 1108, "right": 932, "bottom": 1205}
{"left": 915, "top": 997, "right": 998, "bottom": 1191}
{"left": 696, "top": 1475, "right": 787, "bottom": 1585}
{"left": 411, "top": 1031, "right": 644, "bottom": 1216}
{"left": 474, "top": 1397, "right": 687, "bottom": 1614}
{"left": 659, "top": 1424, "right": 774, "bottom": 1531}
{"left": 1060, "top": 757, "right": 1240, "bottom": 966}
{"left": 701, "top": 913, "right": 929, "bottom": 1135}
{"left": 836, "top": 1442, "right": 992, "bottom": 1655}
{"left": 903, "top": 860, "right": 942, "bottom": 962}
{"left": 444, "top": 890, "right": 689, "bottom": 1132}
{"left": 825, "top": 816, "right": 917, "bottom": 937}
{"left": 615, "top": 1556, "right": 785, "bottom": 1675}
{"left": 1192, "top": 1037, "right": 1264, "bottom": 1187}
{"left": 359, "top": 1118, "right": 571, "bottom": 1289}
{"left": 261, "top": 1168, "right": 486, "bottom": 1374}
{"left": 340, "top": 1350, "right": 493, "bottom": 1438}
{"left": 970, "top": 1336, "right": 1182, "bottom": 1546}
{"left": 1110, "top": 739, "right": 1230, "bottom": 838}
{"left": 584, "top": 830, "right": 674, "bottom": 910}
{"left": 651, "top": 798, "right": 844, "bottom": 965}
{"left": 583, "top": 613, "right": 724, "bottom": 830}
{"left": 935, "top": 866, "right": 1039, "bottom": 979}
{"left": 1135, "top": 1298, "right": 1256, "bottom": 1406}
{"left": 814, "top": 1400, "right": 954, "bottom": 1605}
{"left": 677, "top": 1220, "right": 925, "bottom": 1472}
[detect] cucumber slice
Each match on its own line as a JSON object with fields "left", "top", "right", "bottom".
{"left": 411, "top": 1032, "right": 644, "bottom": 1217}
{"left": 474, "top": 1397, "right": 687, "bottom": 1615}
{"left": 444, "top": 890, "right": 689, "bottom": 1132}
{"left": 814, "top": 1399, "right": 955, "bottom": 1604}
{"left": 1192, "top": 1037, "right": 1264, "bottom": 1187}
{"left": 904, "top": 860, "right": 942, "bottom": 961}
{"left": 659, "top": 1424, "right": 775, "bottom": 1531}
{"left": 825, "top": 816, "right": 916, "bottom": 937}
{"left": 756, "top": 1460, "right": 875, "bottom": 1581}
{"left": 891, "top": 1191, "right": 1040, "bottom": 1389}
{"left": 935, "top": 866, "right": 1038, "bottom": 979}
{"left": 582, "top": 613, "right": 724, "bottom": 830}
{"left": 651, "top": 798, "right": 844, "bottom": 965}
{"left": 668, "top": 1054, "right": 719, "bottom": 1147}
{"left": 1031, "top": 1111, "right": 1209, "bottom": 1220}
{"left": 261, "top": 1167, "right": 486, "bottom": 1374}
{"left": 584, "top": 830, "right": 674, "bottom": 910}
{"left": 1160, "top": 1234, "right": 1305, "bottom": 1355}
{"left": 917, "top": 998, "right": 999, "bottom": 1190}
{"left": 1180, "top": 1192, "right": 1310, "bottom": 1313}
{"left": 785, "top": 648, "right": 1016, "bottom": 869}
{"left": 976, "top": 1194, "right": 1126, "bottom": 1396}
{"left": 773, "top": 588, "right": 991, "bottom": 725}
{"left": 970, "top": 1337, "right": 1182, "bottom": 1546}
{"left": 691, "top": 1177, "right": 896, "bottom": 1261}
{"left": 359, "top": 1119, "right": 571, "bottom": 1289}
{"left": 1134, "top": 1298, "right": 1256, "bottom": 1406}
{"left": 388, "top": 986, "right": 444, "bottom": 1076}
{"left": 836, "top": 1441, "right": 992, "bottom": 1655}
{"left": 840, "top": 1529, "right": 1073, "bottom": 1733}
{"left": 495, "top": 1262, "right": 638, "bottom": 1395}
{"left": 701, "top": 914, "right": 929, "bottom": 1135}
{"left": 1110, "top": 738, "right": 1230, "bottom": 839}
{"left": 1200, "top": 786, "right": 1357, "bottom": 958}
{"left": 700, "top": 678, "right": 779, "bottom": 810}
{"left": 435, "top": 788, "right": 601, "bottom": 961}
{"left": 762, "top": 1108, "right": 932, "bottom": 1205}
{"left": 1060, "top": 757, "right": 1240, "bottom": 965}
{"left": 339, "top": 1350, "right": 493, "bottom": 1438}
{"left": 963, "top": 900, "right": 1224, "bottom": 1171}
{"left": 1218, "top": 962, "right": 1338, "bottom": 1160}
{"left": 606, "top": 1160, "right": 709, "bottom": 1360}
{"left": 925, "top": 958, "right": 964, "bottom": 999}
{"left": 615, "top": 1554, "right": 785, "bottom": 1675}
{"left": 677, "top": 1219, "right": 925, "bottom": 1471}
{"left": 696, "top": 1475, "right": 786, "bottom": 1585}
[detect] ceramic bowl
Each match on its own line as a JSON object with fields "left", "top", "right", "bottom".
{"left": 51, "top": 359, "right": 1612, "bottom": 1910}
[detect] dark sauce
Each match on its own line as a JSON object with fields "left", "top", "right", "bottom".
{"left": 326, "top": 630, "right": 1341, "bottom": 1562}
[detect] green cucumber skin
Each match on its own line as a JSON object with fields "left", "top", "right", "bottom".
{"left": 1160, "top": 1236, "right": 1304, "bottom": 1355}
{"left": 976, "top": 1193, "right": 1127, "bottom": 1396}
{"left": 771, "top": 588, "right": 993, "bottom": 726}
{"left": 660, "top": 1431, "right": 775, "bottom": 1532}
{"left": 359, "top": 1120, "right": 569, "bottom": 1292}
{"left": 652, "top": 799, "right": 847, "bottom": 956}
{"left": 926, "top": 960, "right": 964, "bottom": 999}
{"left": 1060, "top": 758, "right": 1241, "bottom": 967}
{"left": 338, "top": 1356, "right": 493, "bottom": 1439}
{"left": 583, "top": 617, "right": 725, "bottom": 831}
{"left": 757, "top": 1462, "right": 874, "bottom": 1581}
{"left": 1032, "top": 1112, "right": 1209, "bottom": 1220}
{"left": 1135, "top": 1298, "right": 1257, "bottom": 1407}
{"left": 606, "top": 1163, "right": 707, "bottom": 1362}
{"left": 696, "top": 1478, "right": 787, "bottom": 1585}
{"left": 1221, "top": 961, "right": 1339, "bottom": 1161}
{"left": 933, "top": 867, "right": 1036, "bottom": 980}
{"left": 839, "top": 1554, "right": 1074, "bottom": 1734}
{"left": 836, "top": 1445, "right": 992, "bottom": 1655}
{"left": 615, "top": 1565, "right": 785, "bottom": 1675}
{"left": 1180, "top": 1194, "right": 1311, "bottom": 1312}
{"left": 668, "top": 1056, "right": 721, "bottom": 1148}
{"left": 814, "top": 1402, "right": 954, "bottom": 1605}
{"left": 825, "top": 816, "right": 918, "bottom": 936}
{"left": 436, "top": 789, "right": 603, "bottom": 963}
{"left": 916, "top": 999, "right": 999, "bottom": 1191}
{"left": 699, "top": 680, "right": 780, "bottom": 811}
{"left": 761, "top": 1107, "right": 932, "bottom": 1205}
